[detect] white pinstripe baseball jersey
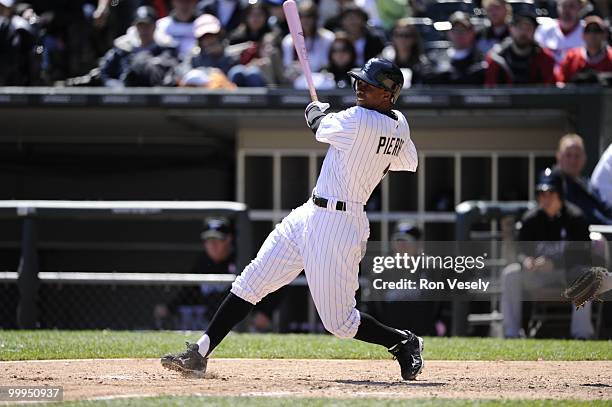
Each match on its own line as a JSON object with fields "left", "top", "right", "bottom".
{"left": 231, "top": 105, "right": 418, "bottom": 339}
{"left": 314, "top": 106, "right": 418, "bottom": 204}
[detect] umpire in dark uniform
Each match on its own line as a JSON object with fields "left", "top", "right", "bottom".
{"left": 500, "top": 168, "right": 593, "bottom": 338}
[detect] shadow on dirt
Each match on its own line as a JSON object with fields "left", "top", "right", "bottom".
{"left": 332, "top": 379, "right": 446, "bottom": 387}
{"left": 581, "top": 383, "right": 611, "bottom": 388}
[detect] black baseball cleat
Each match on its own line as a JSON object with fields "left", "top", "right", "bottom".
{"left": 388, "top": 330, "right": 424, "bottom": 380}
{"left": 161, "top": 342, "right": 208, "bottom": 377}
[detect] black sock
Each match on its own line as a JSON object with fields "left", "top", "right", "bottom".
{"left": 203, "top": 292, "right": 254, "bottom": 356}
{"left": 354, "top": 311, "right": 406, "bottom": 349}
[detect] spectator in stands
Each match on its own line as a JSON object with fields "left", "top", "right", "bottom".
{"left": 228, "top": 2, "right": 270, "bottom": 46}
{"left": 556, "top": 16, "right": 612, "bottom": 84}
{"left": 485, "top": 11, "right": 555, "bottom": 85}
{"left": 535, "top": 0, "right": 586, "bottom": 65}
{"left": 156, "top": 0, "right": 199, "bottom": 59}
{"left": 321, "top": 32, "right": 357, "bottom": 89}
{"left": 177, "top": 13, "right": 236, "bottom": 85}
{"left": 381, "top": 18, "right": 432, "bottom": 86}
{"left": 476, "top": 0, "right": 511, "bottom": 54}
{"left": 423, "top": 11, "right": 487, "bottom": 85}
{"left": 0, "top": 0, "right": 39, "bottom": 85}
{"left": 552, "top": 134, "right": 612, "bottom": 225}
{"left": 500, "top": 169, "right": 594, "bottom": 339}
{"left": 198, "top": 0, "right": 244, "bottom": 34}
{"left": 338, "top": 4, "right": 385, "bottom": 65}
{"left": 282, "top": 1, "right": 334, "bottom": 81}
{"left": 355, "top": 0, "right": 410, "bottom": 31}
{"left": 91, "top": 0, "right": 140, "bottom": 42}
{"left": 322, "top": 0, "right": 356, "bottom": 32}
{"left": 99, "top": 6, "right": 178, "bottom": 87}
{"left": 263, "top": 0, "right": 288, "bottom": 38}
{"left": 250, "top": 32, "right": 288, "bottom": 86}
{"left": 225, "top": 3, "right": 271, "bottom": 87}
{"left": 19, "top": 0, "right": 109, "bottom": 82}
{"left": 225, "top": 2, "right": 274, "bottom": 84}
{"left": 180, "top": 13, "right": 267, "bottom": 87}
{"left": 590, "top": 143, "right": 612, "bottom": 207}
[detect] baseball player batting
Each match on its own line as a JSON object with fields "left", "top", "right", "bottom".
{"left": 161, "top": 58, "right": 422, "bottom": 381}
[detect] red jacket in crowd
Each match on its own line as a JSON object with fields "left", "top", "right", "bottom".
{"left": 485, "top": 39, "right": 556, "bottom": 85}
{"left": 556, "top": 46, "right": 612, "bottom": 83}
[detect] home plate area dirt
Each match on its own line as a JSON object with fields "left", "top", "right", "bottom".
{"left": 2, "top": 359, "right": 611, "bottom": 401}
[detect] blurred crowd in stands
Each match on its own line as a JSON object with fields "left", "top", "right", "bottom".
{"left": 0, "top": 0, "right": 611, "bottom": 88}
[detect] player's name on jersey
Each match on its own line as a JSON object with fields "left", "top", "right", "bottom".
{"left": 376, "top": 136, "right": 405, "bottom": 156}
{"left": 372, "top": 278, "right": 490, "bottom": 292}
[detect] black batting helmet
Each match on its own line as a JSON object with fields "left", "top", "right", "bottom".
{"left": 348, "top": 58, "right": 404, "bottom": 104}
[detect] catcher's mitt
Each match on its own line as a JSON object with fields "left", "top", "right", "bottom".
{"left": 563, "top": 267, "right": 606, "bottom": 309}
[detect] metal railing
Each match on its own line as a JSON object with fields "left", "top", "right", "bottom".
{"left": 0, "top": 200, "right": 251, "bottom": 329}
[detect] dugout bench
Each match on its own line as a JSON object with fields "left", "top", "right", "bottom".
{"left": 453, "top": 200, "right": 609, "bottom": 338}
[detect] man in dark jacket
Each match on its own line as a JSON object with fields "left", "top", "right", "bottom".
{"left": 500, "top": 169, "right": 594, "bottom": 338}
{"left": 99, "top": 6, "right": 178, "bottom": 87}
{"left": 485, "top": 10, "right": 555, "bottom": 85}
{"left": 424, "top": 11, "right": 487, "bottom": 85}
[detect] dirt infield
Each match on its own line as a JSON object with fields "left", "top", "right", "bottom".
{"left": 1, "top": 358, "right": 611, "bottom": 402}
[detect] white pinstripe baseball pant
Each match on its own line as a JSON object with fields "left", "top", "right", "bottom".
{"left": 231, "top": 199, "right": 369, "bottom": 338}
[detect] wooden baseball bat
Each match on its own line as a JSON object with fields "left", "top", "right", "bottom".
{"left": 283, "top": 0, "right": 318, "bottom": 102}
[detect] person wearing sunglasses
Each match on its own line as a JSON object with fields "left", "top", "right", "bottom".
{"left": 381, "top": 18, "right": 431, "bottom": 86}
{"left": 556, "top": 15, "right": 612, "bottom": 84}
{"left": 323, "top": 32, "right": 357, "bottom": 89}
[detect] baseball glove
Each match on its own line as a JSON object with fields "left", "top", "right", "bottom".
{"left": 563, "top": 267, "right": 606, "bottom": 309}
